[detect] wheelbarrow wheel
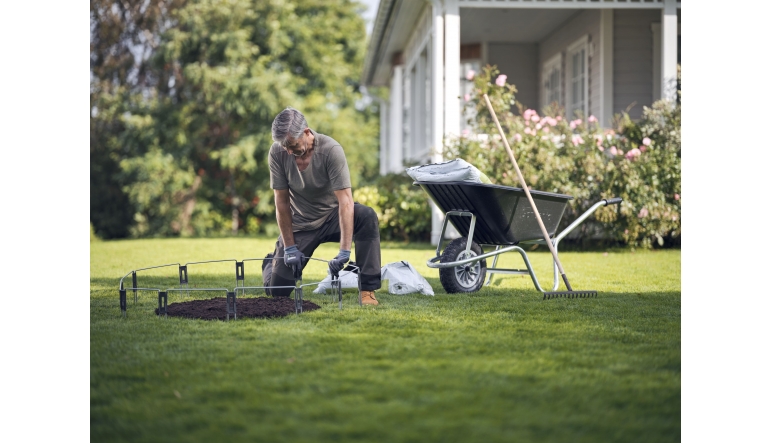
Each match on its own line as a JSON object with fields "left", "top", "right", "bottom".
{"left": 439, "top": 237, "right": 487, "bottom": 293}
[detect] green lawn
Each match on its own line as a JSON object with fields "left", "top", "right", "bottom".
{"left": 91, "top": 238, "right": 680, "bottom": 442}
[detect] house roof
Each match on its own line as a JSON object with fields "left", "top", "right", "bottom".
{"left": 362, "top": 0, "right": 426, "bottom": 87}
{"left": 362, "top": 0, "right": 680, "bottom": 87}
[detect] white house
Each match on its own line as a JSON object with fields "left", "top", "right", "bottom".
{"left": 362, "top": 0, "right": 681, "bottom": 244}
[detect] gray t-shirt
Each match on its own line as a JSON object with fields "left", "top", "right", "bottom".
{"left": 269, "top": 129, "right": 352, "bottom": 231}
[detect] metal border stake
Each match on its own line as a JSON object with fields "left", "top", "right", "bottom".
{"left": 120, "top": 289, "right": 127, "bottom": 317}
{"left": 179, "top": 265, "right": 189, "bottom": 297}
{"left": 158, "top": 291, "right": 168, "bottom": 318}
{"left": 226, "top": 291, "right": 236, "bottom": 321}
{"left": 235, "top": 261, "right": 244, "bottom": 288}
{"left": 132, "top": 271, "right": 138, "bottom": 304}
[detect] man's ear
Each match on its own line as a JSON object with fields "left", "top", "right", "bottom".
{"left": 304, "top": 128, "right": 312, "bottom": 136}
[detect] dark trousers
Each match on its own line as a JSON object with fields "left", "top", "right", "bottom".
{"left": 268, "top": 203, "right": 381, "bottom": 297}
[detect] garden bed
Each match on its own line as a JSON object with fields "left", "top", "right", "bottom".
{"left": 155, "top": 296, "right": 321, "bottom": 320}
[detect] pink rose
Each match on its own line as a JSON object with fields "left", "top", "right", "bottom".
{"left": 625, "top": 148, "right": 642, "bottom": 160}
{"left": 531, "top": 115, "right": 540, "bottom": 123}
{"left": 466, "top": 70, "right": 475, "bottom": 81}
{"left": 495, "top": 75, "right": 507, "bottom": 86}
{"left": 598, "top": 146, "right": 604, "bottom": 152}
{"left": 524, "top": 127, "right": 532, "bottom": 135}
{"left": 463, "top": 93, "right": 470, "bottom": 102}
{"left": 535, "top": 123, "right": 542, "bottom": 130}
{"left": 642, "top": 137, "right": 652, "bottom": 146}
{"left": 639, "top": 145, "right": 647, "bottom": 152}
{"left": 523, "top": 109, "right": 536, "bottom": 120}
{"left": 674, "top": 193, "right": 680, "bottom": 200}
{"left": 571, "top": 135, "right": 584, "bottom": 146}
{"left": 543, "top": 127, "right": 550, "bottom": 133}
{"left": 569, "top": 121, "right": 577, "bottom": 129}
{"left": 638, "top": 208, "right": 649, "bottom": 218}
{"left": 514, "top": 133, "right": 522, "bottom": 142}
{"left": 556, "top": 116, "right": 562, "bottom": 121}
{"left": 588, "top": 115, "right": 598, "bottom": 123}
{"left": 610, "top": 146, "right": 618, "bottom": 155}
{"left": 618, "top": 149, "right": 624, "bottom": 155}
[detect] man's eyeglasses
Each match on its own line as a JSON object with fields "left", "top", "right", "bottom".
{"left": 282, "top": 134, "right": 307, "bottom": 157}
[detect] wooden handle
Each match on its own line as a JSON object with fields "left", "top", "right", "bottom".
{"left": 482, "top": 94, "right": 571, "bottom": 288}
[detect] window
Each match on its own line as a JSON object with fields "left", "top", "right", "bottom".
{"left": 542, "top": 54, "right": 562, "bottom": 110}
{"left": 566, "top": 36, "right": 589, "bottom": 118}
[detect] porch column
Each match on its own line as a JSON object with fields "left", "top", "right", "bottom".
{"left": 388, "top": 65, "right": 403, "bottom": 173}
{"left": 661, "top": 0, "right": 678, "bottom": 102}
{"left": 431, "top": 0, "right": 444, "bottom": 164}
{"left": 430, "top": 0, "right": 445, "bottom": 246}
{"left": 599, "top": 9, "right": 613, "bottom": 128}
{"left": 443, "top": 0, "right": 461, "bottom": 139}
{"left": 379, "top": 99, "right": 389, "bottom": 176}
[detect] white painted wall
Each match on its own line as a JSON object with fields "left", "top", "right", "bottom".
{"left": 487, "top": 43, "right": 539, "bottom": 113}
{"left": 613, "top": 9, "right": 657, "bottom": 120}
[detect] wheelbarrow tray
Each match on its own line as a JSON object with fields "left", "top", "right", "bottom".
{"left": 415, "top": 181, "right": 573, "bottom": 245}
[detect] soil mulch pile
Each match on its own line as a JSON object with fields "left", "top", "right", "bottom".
{"left": 156, "top": 296, "right": 321, "bottom": 320}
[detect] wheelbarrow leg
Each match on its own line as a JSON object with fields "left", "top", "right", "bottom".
{"left": 485, "top": 246, "right": 501, "bottom": 286}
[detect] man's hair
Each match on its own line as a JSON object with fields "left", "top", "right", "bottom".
{"left": 271, "top": 107, "right": 308, "bottom": 144}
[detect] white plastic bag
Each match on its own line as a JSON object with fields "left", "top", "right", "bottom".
{"left": 380, "top": 261, "right": 434, "bottom": 296}
{"left": 312, "top": 261, "right": 435, "bottom": 296}
{"left": 312, "top": 270, "right": 359, "bottom": 294}
{"left": 405, "top": 159, "right": 490, "bottom": 184}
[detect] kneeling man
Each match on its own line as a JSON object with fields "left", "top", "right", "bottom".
{"left": 266, "top": 107, "right": 381, "bottom": 305}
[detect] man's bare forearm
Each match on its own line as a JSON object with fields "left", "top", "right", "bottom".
{"left": 338, "top": 196, "right": 353, "bottom": 251}
{"left": 275, "top": 191, "right": 295, "bottom": 247}
{"left": 332, "top": 188, "right": 354, "bottom": 251}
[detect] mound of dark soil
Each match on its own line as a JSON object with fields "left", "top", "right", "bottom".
{"left": 156, "top": 296, "right": 320, "bottom": 320}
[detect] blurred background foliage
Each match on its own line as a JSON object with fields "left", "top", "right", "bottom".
{"left": 91, "top": 2, "right": 680, "bottom": 248}
{"left": 91, "top": 0, "right": 380, "bottom": 239}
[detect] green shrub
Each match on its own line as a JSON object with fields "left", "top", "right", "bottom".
{"left": 354, "top": 174, "right": 431, "bottom": 242}
{"left": 444, "top": 65, "right": 681, "bottom": 248}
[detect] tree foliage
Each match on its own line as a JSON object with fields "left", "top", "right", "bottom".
{"left": 91, "top": 0, "right": 379, "bottom": 238}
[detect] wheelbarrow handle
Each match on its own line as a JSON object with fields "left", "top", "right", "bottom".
{"left": 553, "top": 198, "right": 622, "bottom": 245}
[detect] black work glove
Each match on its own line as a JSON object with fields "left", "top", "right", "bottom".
{"left": 283, "top": 245, "right": 304, "bottom": 278}
{"left": 328, "top": 249, "right": 351, "bottom": 278}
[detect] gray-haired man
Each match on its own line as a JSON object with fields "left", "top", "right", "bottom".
{"left": 265, "top": 107, "right": 381, "bottom": 305}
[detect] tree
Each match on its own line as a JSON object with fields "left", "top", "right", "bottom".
{"left": 90, "top": 0, "right": 379, "bottom": 238}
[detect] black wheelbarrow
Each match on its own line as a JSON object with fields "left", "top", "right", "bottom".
{"left": 416, "top": 181, "right": 621, "bottom": 295}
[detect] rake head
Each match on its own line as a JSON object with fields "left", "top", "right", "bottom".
{"left": 543, "top": 290, "right": 597, "bottom": 300}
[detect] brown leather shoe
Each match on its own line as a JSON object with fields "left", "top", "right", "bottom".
{"left": 360, "top": 291, "right": 379, "bottom": 306}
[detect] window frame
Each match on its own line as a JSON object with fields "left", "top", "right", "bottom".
{"left": 565, "top": 35, "right": 590, "bottom": 119}
{"left": 541, "top": 53, "right": 563, "bottom": 110}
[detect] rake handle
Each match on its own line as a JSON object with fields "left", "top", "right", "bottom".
{"left": 482, "top": 94, "right": 572, "bottom": 291}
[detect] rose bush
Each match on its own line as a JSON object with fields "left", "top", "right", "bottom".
{"left": 444, "top": 65, "right": 680, "bottom": 248}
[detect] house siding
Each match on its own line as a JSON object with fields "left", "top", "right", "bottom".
{"left": 539, "top": 10, "right": 601, "bottom": 118}
{"left": 613, "top": 9, "right": 658, "bottom": 120}
{"left": 487, "top": 43, "right": 539, "bottom": 112}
